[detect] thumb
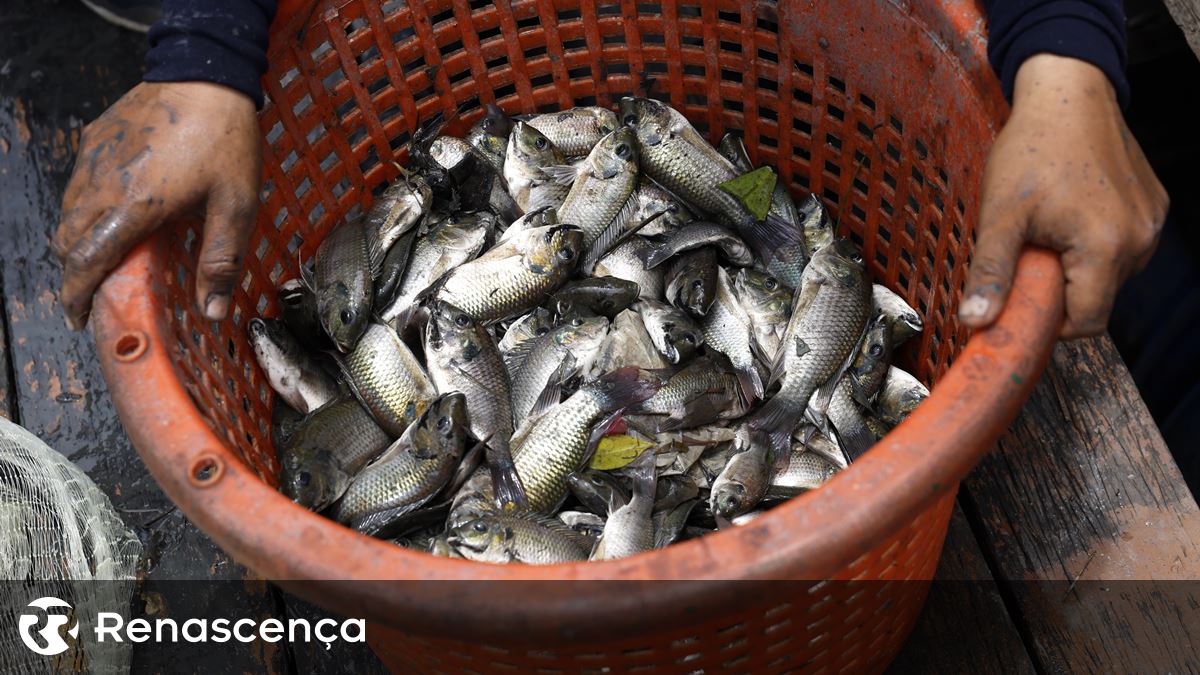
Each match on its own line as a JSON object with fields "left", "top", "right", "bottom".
{"left": 196, "top": 191, "right": 257, "bottom": 321}
{"left": 959, "top": 203, "right": 1029, "bottom": 328}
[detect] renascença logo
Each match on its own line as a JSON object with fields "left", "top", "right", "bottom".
{"left": 19, "top": 597, "right": 78, "bottom": 656}
{"left": 18, "top": 596, "right": 365, "bottom": 654}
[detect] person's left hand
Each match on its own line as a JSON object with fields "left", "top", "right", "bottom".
{"left": 959, "top": 54, "right": 1169, "bottom": 339}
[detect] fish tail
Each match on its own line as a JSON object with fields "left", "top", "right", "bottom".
{"left": 625, "top": 448, "right": 658, "bottom": 506}
{"left": 829, "top": 404, "right": 875, "bottom": 462}
{"left": 486, "top": 439, "right": 530, "bottom": 510}
{"left": 639, "top": 244, "right": 673, "bottom": 270}
{"left": 742, "top": 213, "right": 802, "bottom": 264}
{"left": 749, "top": 394, "right": 803, "bottom": 455}
{"left": 589, "top": 366, "right": 661, "bottom": 413}
{"left": 734, "top": 364, "right": 765, "bottom": 402}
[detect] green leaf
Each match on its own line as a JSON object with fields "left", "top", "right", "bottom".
{"left": 719, "top": 166, "right": 777, "bottom": 221}
{"left": 590, "top": 435, "right": 656, "bottom": 470}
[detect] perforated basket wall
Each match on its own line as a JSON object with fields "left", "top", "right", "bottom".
{"left": 144, "top": 0, "right": 1009, "bottom": 671}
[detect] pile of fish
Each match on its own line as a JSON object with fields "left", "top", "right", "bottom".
{"left": 251, "top": 98, "right": 930, "bottom": 564}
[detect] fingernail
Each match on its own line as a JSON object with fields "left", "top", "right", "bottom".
{"left": 64, "top": 314, "right": 80, "bottom": 331}
{"left": 205, "top": 294, "right": 230, "bottom": 321}
{"left": 959, "top": 294, "right": 990, "bottom": 321}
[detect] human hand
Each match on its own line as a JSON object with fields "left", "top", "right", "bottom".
{"left": 53, "top": 81, "right": 261, "bottom": 329}
{"left": 960, "top": 54, "right": 1168, "bottom": 338}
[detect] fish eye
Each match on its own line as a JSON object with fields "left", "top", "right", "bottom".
{"left": 691, "top": 279, "right": 704, "bottom": 289}
{"left": 534, "top": 136, "right": 548, "bottom": 150}
{"left": 557, "top": 246, "right": 575, "bottom": 261}
{"left": 339, "top": 309, "right": 355, "bottom": 325}
{"left": 615, "top": 143, "right": 632, "bottom": 159}
{"left": 482, "top": 117, "right": 494, "bottom": 130}
{"left": 437, "top": 416, "right": 451, "bottom": 432}
{"left": 600, "top": 300, "right": 614, "bottom": 309}
{"left": 683, "top": 333, "right": 698, "bottom": 346}
{"left": 472, "top": 521, "right": 488, "bottom": 533}
{"left": 297, "top": 471, "right": 311, "bottom": 487}
{"left": 455, "top": 314, "right": 471, "bottom": 328}
{"left": 623, "top": 113, "right": 638, "bottom": 126}
{"left": 571, "top": 317, "right": 585, "bottom": 327}
{"left": 764, "top": 277, "right": 778, "bottom": 290}
{"left": 869, "top": 344, "right": 883, "bottom": 357}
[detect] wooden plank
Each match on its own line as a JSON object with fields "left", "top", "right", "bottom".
{"left": 962, "top": 336, "right": 1200, "bottom": 672}
{"left": 1162, "top": 0, "right": 1200, "bottom": 59}
{"left": 0, "top": 3, "right": 287, "bottom": 673}
{"left": 888, "top": 503, "right": 1035, "bottom": 674}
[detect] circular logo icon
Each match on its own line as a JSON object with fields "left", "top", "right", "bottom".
{"left": 18, "top": 597, "right": 78, "bottom": 656}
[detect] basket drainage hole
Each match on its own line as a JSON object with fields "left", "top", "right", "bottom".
{"left": 113, "top": 331, "right": 148, "bottom": 362}
{"left": 189, "top": 455, "right": 226, "bottom": 488}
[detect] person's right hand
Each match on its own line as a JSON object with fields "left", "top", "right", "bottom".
{"left": 53, "top": 81, "right": 262, "bottom": 329}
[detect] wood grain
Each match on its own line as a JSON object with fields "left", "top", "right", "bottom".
{"left": 963, "top": 336, "right": 1200, "bottom": 672}
{"left": 1162, "top": 0, "right": 1200, "bottom": 58}
{"left": 889, "top": 504, "right": 1036, "bottom": 674}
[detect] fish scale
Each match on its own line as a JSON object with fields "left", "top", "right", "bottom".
{"left": 512, "top": 393, "right": 606, "bottom": 512}
{"left": 337, "top": 322, "right": 438, "bottom": 436}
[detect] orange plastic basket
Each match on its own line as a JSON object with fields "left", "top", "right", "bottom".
{"left": 92, "top": 0, "right": 1064, "bottom": 671}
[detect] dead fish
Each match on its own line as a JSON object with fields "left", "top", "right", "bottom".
{"left": 847, "top": 312, "right": 893, "bottom": 408}
{"left": 652, "top": 498, "right": 700, "bottom": 548}
{"left": 709, "top": 428, "right": 772, "bottom": 519}
{"left": 335, "top": 322, "right": 438, "bottom": 436}
{"left": 591, "top": 449, "right": 656, "bottom": 560}
{"left": 498, "top": 204, "right": 557, "bottom": 243}
{"left": 876, "top": 366, "right": 929, "bottom": 426}
{"left": 664, "top": 248, "right": 718, "bottom": 318}
{"left": 311, "top": 218, "right": 378, "bottom": 352}
{"left": 528, "top": 106, "right": 620, "bottom": 157}
{"left": 280, "top": 397, "right": 391, "bottom": 511}
{"left": 558, "top": 510, "right": 606, "bottom": 539}
{"left": 799, "top": 195, "right": 835, "bottom": 256}
{"left": 248, "top": 318, "right": 338, "bottom": 415}
{"left": 702, "top": 267, "right": 765, "bottom": 401}
{"left": 640, "top": 222, "right": 755, "bottom": 269}
{"left": 549, "top": 277, "right": 640, "bottom": 319}
{"left": 464, "top": 103, "right": 513, "bottom": 175}
{"left": 548, "top": 127, "right": 642, "bottom": 269}
{"left": 766, "top": 444, "right": 841, "bottom": 498}
{"left": 594, "top": 236, "right": 665, "bottom": 301}
{"left": 373, "top": 228, "right": 419, "bottom": 309}
{"left": 271, "top": 400, "right": 305, "bottom": 451}
{"left": 873, "top": 284, "right": 923, "bottom": 346}
{"left": 587, "top": 309, "right": 670, "bottom": 379}
{"left": 634, "top": 178, "right": 694, "bottom": 237}
{"left": 378, "top": 211, "right": 492, "bottom": 323}
{"left": 636, "top": 299, "right": 704, "bottom": 365}
{"left": 653, "top": 474, "right": 700, "bottom": 513}
{"left": 333, "top": 393, "right": 471, "bottom": 534}
{"left": 507, "top": 314, "right": 609, "bottom": 427}
{"left": 364, "top": 172, "right": 432, "bottom": 253}
{"left": 430, "top": 224, "right": 583, "bottom": 325}
{"left": 750, "top": 240, "right": 871, "bottom": 451}
{"left": 567, "top": 469, "right": 631, "bottom": 516}
{"left": 732, "top": 268, "right": 792, "bottom": 365}
{"left": 448, "top": 514, "right": 591, "bottom": 564}
{"left": 505, "top": 121, "right": 569, "bottom": 212}
{"left": 498, "top": 307, "right": 557, "bottom": 358}
{"left": 636, "top": 356, "right": 749, "bottom": 431}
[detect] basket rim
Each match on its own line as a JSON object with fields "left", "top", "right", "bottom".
{"left": 91, "top": 0, "right": 1065, "bottom": 644}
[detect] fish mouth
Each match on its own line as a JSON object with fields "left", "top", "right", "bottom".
{"left": 247, "top": 318, "right": 267, "bottom": 337}
{"left": 445, "top": 535, "right": 486, "bottom": 554}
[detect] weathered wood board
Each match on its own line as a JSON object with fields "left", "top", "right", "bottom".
{"left": 888, "top": 503, "right": 1036, "bottom": 674}
{"left": 1162, "top": 0, "right": 1200, "bottom": 59}
{"left": 963, "top": 336, "right": 1200, "bottom": 672}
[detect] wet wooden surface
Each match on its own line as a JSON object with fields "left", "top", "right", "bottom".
{"left": 2, "top": 2, "right": 1198, "bottom": 674}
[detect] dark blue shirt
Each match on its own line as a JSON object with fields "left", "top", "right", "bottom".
{"left": 143, "top": 0, "right": 1129, "bottom": 110}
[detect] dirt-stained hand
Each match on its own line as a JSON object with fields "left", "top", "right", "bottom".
{"left": 53, "top": 81, "right": 261, "bottom": 329}
{"left": 960, "top": 54, "right": 1168, "bottom": 339}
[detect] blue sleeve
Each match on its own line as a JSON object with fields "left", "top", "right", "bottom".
{"left": 983, "top": 0, "right": 1130, "bottom": 108}
{"left": 142, "top": 0, "right": 278, "bottom": 109}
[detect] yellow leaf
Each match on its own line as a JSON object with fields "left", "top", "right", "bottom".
{"left": 589, "top": 435, "right": 655, "bottom": 470}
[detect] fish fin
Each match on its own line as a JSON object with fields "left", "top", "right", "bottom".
{"left": 748, "top": 334, "right": 776, "bottom": 374}
{"left": 625, "top": 447, "right": 658, "bottom": 506}
{"left": 743, "top": 212, "right": 802, "bottom": 264}
{"left": 583, "top": 410, "right": 625, "bottom": 468}
{"left": 805, "top": 378, "right": 837, "bottom": 430}
{"left": 714, "top": 513, "right": 734, "bottom": 530}
{"left": 638, "top": 242, "right": 674, "bottom": 270}
{"left": 501, "top": 332, "right": 540, "bottom": 379}
{"left": 485, "top": 438, "right": 530, "bottom": 511}
{"left": 447, "top": 441, "right": 484, "bottom": 495}
{"left": 621, "top": 414, "right": 661, "bottom": 438}
{"left": 297, "top": 250, "right": 316, "bottom": 292}
{"left": 527, "top": 354, "right": 575, "bottom": 421}
{"left": 590, "top": 366, "right": 661, "bottom": 413}
{"left": 541, "top": 164, "right": 583, "bottom": 186}
{"left": 749, "top": 395, "right": 803, "bottom": 453}
{"left": 832, "top": 417, "right": 874, "bottom": 463}
{"left": 734, "top": 365, "right": 765, "bottom": 403}
{"left": 582, "top": 191, "right": 643, "bottom": 273}
{"left": 358, "top": 500, "right": 451, "bottom": 539}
